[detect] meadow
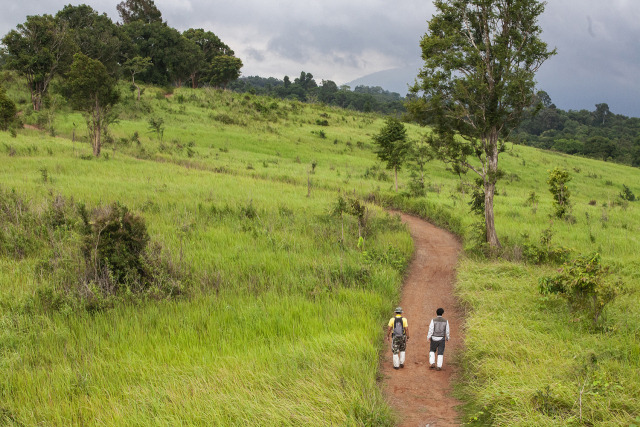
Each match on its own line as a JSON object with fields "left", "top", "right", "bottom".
{"left": 1, "top": 79, "right": 640, "bottom": 425}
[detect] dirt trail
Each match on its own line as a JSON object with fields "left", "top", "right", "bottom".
{"left": 383, "top": 212, "right": 463, "bottom": 427}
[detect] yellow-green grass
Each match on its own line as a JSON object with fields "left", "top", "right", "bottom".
{"left": 2, "top": 80, "right": 640, "bottom": 425}
{"left": 1, "top": 91, "right": 413, "bottom": 425}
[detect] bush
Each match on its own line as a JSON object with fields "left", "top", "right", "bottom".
{"left": 539, "top": 253, "right": 621, "bottom": 327}
{"left": 548, "top": 168, "right": 571, "bottom": 218}
{"left": 522, "top": 226, "right": 571, "bottom": 265}
{"left": 82, "top": 203, "right": 150, "bottom": 293}
{"left": 0, "top": 85, "right": 17, "bottom": 131}
{"left": 619, "top": 184, "right": 636, "bottom": 202}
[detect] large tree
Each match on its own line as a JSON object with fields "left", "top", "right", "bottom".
{"left": 122, "top": 21, "right": 182, "bottom": 86}
{"left": 55, "top": 4, "right": 123, "bottom": 76}
{"left": 409, "top": 0, "right": 555, "bottom": 248}
{"left": 63, "top": 53, "right": 119, "bottom": 156}
{"left": 182, "top": 28, "right": 234, "bottom": 88}
{"left": 2, "top": 14, "right": 72, "bottom": 111}
{"left": 209, "top": 55, "right": 243, "bottom": 88}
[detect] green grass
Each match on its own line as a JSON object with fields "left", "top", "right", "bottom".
{"left": 2, "top": 77, "right": 640, "bottom": 425}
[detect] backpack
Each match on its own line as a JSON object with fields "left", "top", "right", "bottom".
{"left": 392, "top": 316, "right": 405, "bottom": 337}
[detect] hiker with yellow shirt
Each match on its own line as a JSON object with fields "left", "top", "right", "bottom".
{"left": 386, "top": 307, "right": 410, "bottom": 369}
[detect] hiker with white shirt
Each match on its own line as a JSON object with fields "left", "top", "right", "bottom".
{"left": 427, "top": 307, "right": 449, "bottom": 371}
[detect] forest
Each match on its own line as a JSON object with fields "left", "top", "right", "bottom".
{"left": 229, "top": 74, "right": 406, "bottom": 115}
{"left": 514, "top": 92, "right": 640, "bottom": 167}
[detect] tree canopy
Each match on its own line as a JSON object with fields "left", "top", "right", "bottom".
{"left": 1, "top": 14, "right": 72, "bottom": 110}
{"left": 117, "top": 0, "right": 163, "bottom": 24}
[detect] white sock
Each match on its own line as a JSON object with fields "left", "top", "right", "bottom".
{"left": 437, "top": 355, "right": 444, "bottom": 368}
{"left": 429, "top": 352, "right": 435, "bottom": 365}
{"left": 393, "top": 354, "right": 400, "bottom": 368}
{"left": 399, "top": 351, "right": 405, "bottom": 365}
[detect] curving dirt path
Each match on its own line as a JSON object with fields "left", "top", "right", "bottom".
{"left": 383, "top": 212, "right": 463, "bottom": 427}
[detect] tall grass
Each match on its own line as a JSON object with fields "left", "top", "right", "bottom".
{"left": 2, "top": 77, "right": 640, "bottom": 425}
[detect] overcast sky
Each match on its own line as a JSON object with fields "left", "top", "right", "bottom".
{"left": 2, "top": 0, "right": 640, "bottom": 117}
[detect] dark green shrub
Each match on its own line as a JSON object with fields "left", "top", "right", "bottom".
{"left": 619, "top": 184, "right": 636, "bottom": 202}
{"left": 0, "top": 85, "right": 17, "bottom": 131}
{"left": 82, "top": 203, "right": 150, "bottom": 292}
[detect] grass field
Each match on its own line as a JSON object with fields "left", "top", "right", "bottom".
{"left": 2, "top": 78, "right": 640, "bottom": 425}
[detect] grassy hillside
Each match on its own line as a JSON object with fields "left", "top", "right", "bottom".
{"left": 2, "top": 77, "right": 640, "bottom": 426}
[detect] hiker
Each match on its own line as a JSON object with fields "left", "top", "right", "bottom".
{"left": 427, "top": 307, "right": 450, "bottom": 371}
{"left": 386, "top": 307, "right": 409, "bottom": 369}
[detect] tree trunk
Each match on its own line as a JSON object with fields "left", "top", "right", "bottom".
{"left": 484, "top": 129, "right": 501, "bottom": 248}
{"left": 92, "top": 99, "right": 101, "bottom": 157}
{"left": 394, "top": 167, "right": 398, "bottom": 192}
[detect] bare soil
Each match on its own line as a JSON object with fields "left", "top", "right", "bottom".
{"left": 383, "top": 212, "right": 463, "bottom": 427}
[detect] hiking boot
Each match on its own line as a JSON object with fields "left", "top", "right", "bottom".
{"left": 436, "top": 366, "right": 442, "bottom": 371}
{"left": 429, "top": 364, "right": 435, "bottom": 369}
{"left": 400, "top": 363, "right": 404, "bottom": 368}
{"left": 393, "top": 366, "right": 399, "bottom": 370}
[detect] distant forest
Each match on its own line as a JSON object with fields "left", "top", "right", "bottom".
{"left": 229, "top": 73, "right": 406, "bottom": 115}
{"left": 513, "top": 92, "right": 640, "bottom": 167}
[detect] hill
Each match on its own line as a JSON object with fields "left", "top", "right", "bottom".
{"left": 1, "top": 78, "right": 640, "bottom": 425}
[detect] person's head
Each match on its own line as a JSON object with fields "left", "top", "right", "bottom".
{"left": 436, "top": 307, "right": 444, "bottom": 316}
{"left": 394, "top": 307, "right": 403, "bottom": 315}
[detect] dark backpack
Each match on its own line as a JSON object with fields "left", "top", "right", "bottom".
{"left": 392, "top": 316, "right": 405, "bottom": 337}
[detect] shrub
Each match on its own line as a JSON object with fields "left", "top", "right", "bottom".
{"left": 82, "top": 203, "right": 150, "bottom": 293}
{"left": 547, "top": 168, "right": 572, "bottom": 218}
{"left": 619, "top": 184, "right": 636, "bottom": 202}
{"left": 0, "top": 85, "right": 17, "bottom": 131}
{"left": 539, "top": 253, "right": 621, "bottom": 327}
{"left": 522, "top": 226, "right": 571, "bottom": 265}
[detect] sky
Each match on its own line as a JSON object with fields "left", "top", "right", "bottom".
{"left": 2, "top": 0, "right": 640, "bottom": 117}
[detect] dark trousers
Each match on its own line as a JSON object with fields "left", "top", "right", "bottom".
{"left": 429, "top": 338, "right": 446, "bottom": 355}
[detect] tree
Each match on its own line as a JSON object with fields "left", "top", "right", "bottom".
{"left": 408, "top": 135, "right": 434, "bottom": 196}
{"left": 123, "top": 56, "right": 152, "bottom": 101}
{"left": 63, "top": 53, "right": 119, "bottom": 156}
{"left": 2, "top": 14, "right": 72, "bottom": 111}
{"left": 373, "top": 117, "right": 410, "bottom": 191}
{"left": 593, "top": 103, "right": 610, "bottom": 127}
{"left": 55, "top": 4, "right": 122, "bottom": 75}
{"left": 182, "top": 28, "right": 234, "bottom": 88}
{"left": 168, "top": 36, "right": 201, "bottom": 87}
{"left": 408, "top": 0, "right": 556, "bottom": 248}
{"left": 122, "top": 21, "right": 185, "bottom": 86}
{"left": 0, "top": 85, "right": 17, "bottom": 131}
{"left": 117, "top": 0, "right": 162, "bottom": 24}
{"left": 209, "top": 55, "right": 243, "bottom": 88}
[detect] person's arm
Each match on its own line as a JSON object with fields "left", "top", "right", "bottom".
{"left": 386, "top": 325, "right": 392, "bottom": 340}
{"left": 446, "top": 320, "right": 450, "bottom": 341}
{"left": 427, "top": 319, "right": 434, "bottom": 341}
{"left": 405, "top": 326, "right": 410, "bottom": 340}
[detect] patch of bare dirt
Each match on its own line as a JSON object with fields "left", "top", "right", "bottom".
{"left": 383, "top": 212, "right": 463, "bottom": 427}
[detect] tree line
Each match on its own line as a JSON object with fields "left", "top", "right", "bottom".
{"left": 514, "top": 92, "right": 640, "bottom": 167}
{"left": 0, "top": 0, "right": 243, "bottom": 113}
{"left": 229, "top": 72, "right": 406, "bottom": 115}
